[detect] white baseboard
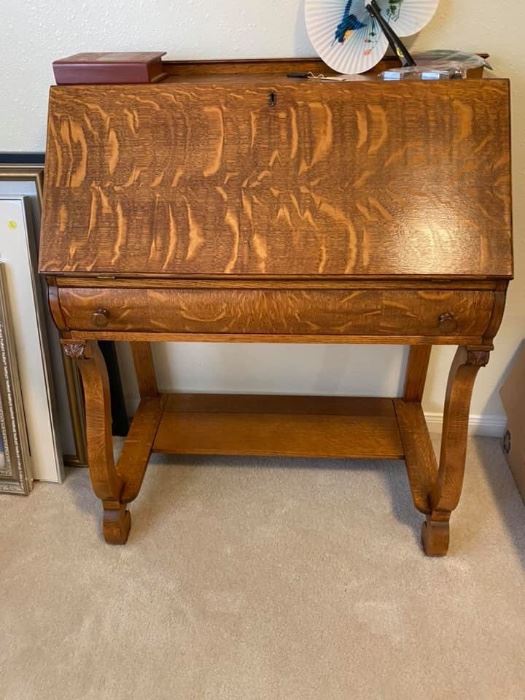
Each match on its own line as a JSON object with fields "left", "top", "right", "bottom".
{"left": 424, "top": 412, "right": 506, "bottom": 438}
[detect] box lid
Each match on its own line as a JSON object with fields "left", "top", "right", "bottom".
{"left": 53, "top": 52, "right": 166, "bottom": 66}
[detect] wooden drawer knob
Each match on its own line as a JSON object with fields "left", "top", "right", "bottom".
{"left": 92, "top": 308, "right": 110, "bottom": 328}
{"left": 438, "top": 312, "right": 457, "bottom": 333}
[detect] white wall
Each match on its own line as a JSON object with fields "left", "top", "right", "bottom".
{"left": 2, "top": 0, "right": 523, "bottom": 431}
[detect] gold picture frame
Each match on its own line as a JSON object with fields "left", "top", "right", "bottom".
{"left": 0, "top": 263, "right": 32, "bottom": 494}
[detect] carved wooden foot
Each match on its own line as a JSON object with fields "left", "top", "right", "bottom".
{"left": 421, "top": 512, "right": 450, "bottom": 557}
{"left": 103, "top": 501, "right": 131, "bottom": 545}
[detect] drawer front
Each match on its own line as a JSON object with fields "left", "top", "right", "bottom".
{"left": 57, "top": 287, "right": 495, "bottom": 338}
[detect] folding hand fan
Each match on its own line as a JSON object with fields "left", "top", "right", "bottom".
{"left": 305, "top": 0, "right": 439, "bottom": 75}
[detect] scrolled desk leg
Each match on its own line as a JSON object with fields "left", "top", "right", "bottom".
{"left": 423, "top": 345, "right": 491, "bottom": 556}
{"left": 62, "top": 340, "right": 131, "bottom": 545}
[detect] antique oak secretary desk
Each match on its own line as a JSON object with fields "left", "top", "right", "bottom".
{"left": 39, "top": 57, "right": 513, "bottom": 555}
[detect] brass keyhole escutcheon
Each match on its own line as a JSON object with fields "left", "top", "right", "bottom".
{"left": 92, "top": 308, "right": 110, "bottom": 328}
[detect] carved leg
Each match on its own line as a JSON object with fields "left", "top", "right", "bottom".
{"left": 404, "top": 345, "right": 432, "bottom": 402}
{"left": 62, "top": 340, "right": 131, "bottom": 544}
{"left": 422, "top": 345, "right": 492, "bottom": 556}
{"left": 131, "top": 342, "right": 158, "bottom": 398}
{"left": 395, "top": 346, "right": 437, "bottom": 516}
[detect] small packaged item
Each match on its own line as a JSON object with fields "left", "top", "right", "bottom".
{"left": 380, "top": 63, "right": 467, "bottom": 81}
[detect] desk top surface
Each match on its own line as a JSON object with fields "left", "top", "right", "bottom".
{"left": 39, "top": 59, "right": 512, "bottom": 279}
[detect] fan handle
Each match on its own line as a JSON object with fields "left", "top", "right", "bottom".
{"left": 366, "top": 1, "right": 416, "bottom": 67}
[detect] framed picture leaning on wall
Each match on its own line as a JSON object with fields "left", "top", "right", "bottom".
{"left": 0, "top": 262, "right": 32, "bottom": 494}
{"left": 0, "top": 158, "right": 88, "bottom": 478}
{"left": 0, "top": 155, "right": 130, "bottom": 483}
{"left": 0, "top": 193, "right": 65, "bottom": 483}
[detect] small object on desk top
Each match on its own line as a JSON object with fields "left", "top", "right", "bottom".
{"left": 380, "top": 63, "right": 466, "bottom": 81}
{"left": 379, "top": 52, "right": 492, "bottom": 81}
{"left": 414, "top": 50, "right": 492, "bottom": 70}
{"left": 286, "top": 71, "right": 378, "bottom": 82}
{"left": 287, "top": 50, "right": 490, "bottom": 83}
{"left": 286, "top": 72, "right": 312, "bottom": 79}
{"left": 53, "top": 51, "right": 168, "bottom": 85}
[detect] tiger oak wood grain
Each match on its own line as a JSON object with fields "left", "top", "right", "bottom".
{"left": 393, "top": 399, "right": 437, "bottom": 514}
{"left": 40, "top": 79, "right": 512, "bottom": 278}
{"left": 153, "top": 394, "right": 404, "bottom": 459}
{"left": 130, "top": 342, "right": 158, "bottom": 398}
{"left": 161, "top": 55, "right": 486, "bottom": 79}
{"left": 62, "top": 339, "right": 131, "bottom": 544}
{"left": 119, "top": 394, "right": 165, "bottom": 503}
{"left": 63, "top": 340, "right": 122, "bottom": 501}
{"left": 56, "top": 286, "right": 495, "bottom": 337}
{"left": 424, "top": 345, "right": 492, "bottom": 556}
{"left": 41, "top": 59, "right": 512, "bottom": 554}
{"left": 55, "top": 278, "right": 503, "bottom": 290}
{"left": 403, "top": 346, "right": 432, "bottom": 402}
{"left": 65, "top": 330, "right": 495, "bottom": 345}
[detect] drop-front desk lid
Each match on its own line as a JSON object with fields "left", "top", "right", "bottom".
{"left": 39, "top": 63, "right": 512, "bottom": 279}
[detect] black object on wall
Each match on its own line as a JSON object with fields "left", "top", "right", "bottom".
{"left": 0, "top": 153, "right": 45, "bottom": 164}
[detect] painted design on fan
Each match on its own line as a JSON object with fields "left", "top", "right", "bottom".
{"left": 363, "top": 16, "right": 379, "bottom": 55}
{"left": 385, "top": 0, "right": 404, "bottom": 21}
{"left": 334, "top": 1, "right": 366, "bottom": 43}
{"left": 334, "top": 0, "right": 405, "bottom": 55}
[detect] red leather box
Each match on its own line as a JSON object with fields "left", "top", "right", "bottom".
{"left": 53, "top": 52, "right": 167, "bottom": 85}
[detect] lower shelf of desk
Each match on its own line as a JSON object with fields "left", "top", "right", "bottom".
{"left": 152, "top": 393, "right": 405, "bottom": 459}
{"left": 121, "top": 392, "right": 437, "bottom": 517}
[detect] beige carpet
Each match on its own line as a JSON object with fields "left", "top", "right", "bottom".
{"left": 1, "top": 436, "right": 524, "bottom": 700}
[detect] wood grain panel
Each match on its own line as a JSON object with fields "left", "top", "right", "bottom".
{"left": 40, "top": 78, "right": 512, "bottom": 278}
{"left": 65, "top": 331, "right": 490, "bottom": 346}
{"left": 57, "top": 286, "right": 495, "bottom": 338}
{"left": 54, "top": 277, "right": 503, "bottom": 290}
{"left": 403, "top": 346, "right": 432, "bottom": 402}
{"left": 393, "top": 399, "right": 438, "bottom": 514}
{"left": 153, "top": 394, "right": 404, "bottom": 459}
{"left": 131, "top": 342, "right": 158, "bottom": 398}
{"left": 118, "top": 395, "right": 165, "bottom": 504}
{"left": 160, "top": 56, "right": 486, "bottom": 78}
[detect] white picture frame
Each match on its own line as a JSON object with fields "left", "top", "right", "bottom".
{"left": 0, "top": 195, "right": 63, "bottom": 482}
{"left": 0, "top": 162, "right": 88, "bottom": 472}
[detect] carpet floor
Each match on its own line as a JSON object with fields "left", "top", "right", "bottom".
{"left": 1, "top": 436, "right": 524, "bottom": 700}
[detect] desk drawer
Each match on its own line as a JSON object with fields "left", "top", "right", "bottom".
{"left": 57, "top": 287, "right": 495, "bottom": 338}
